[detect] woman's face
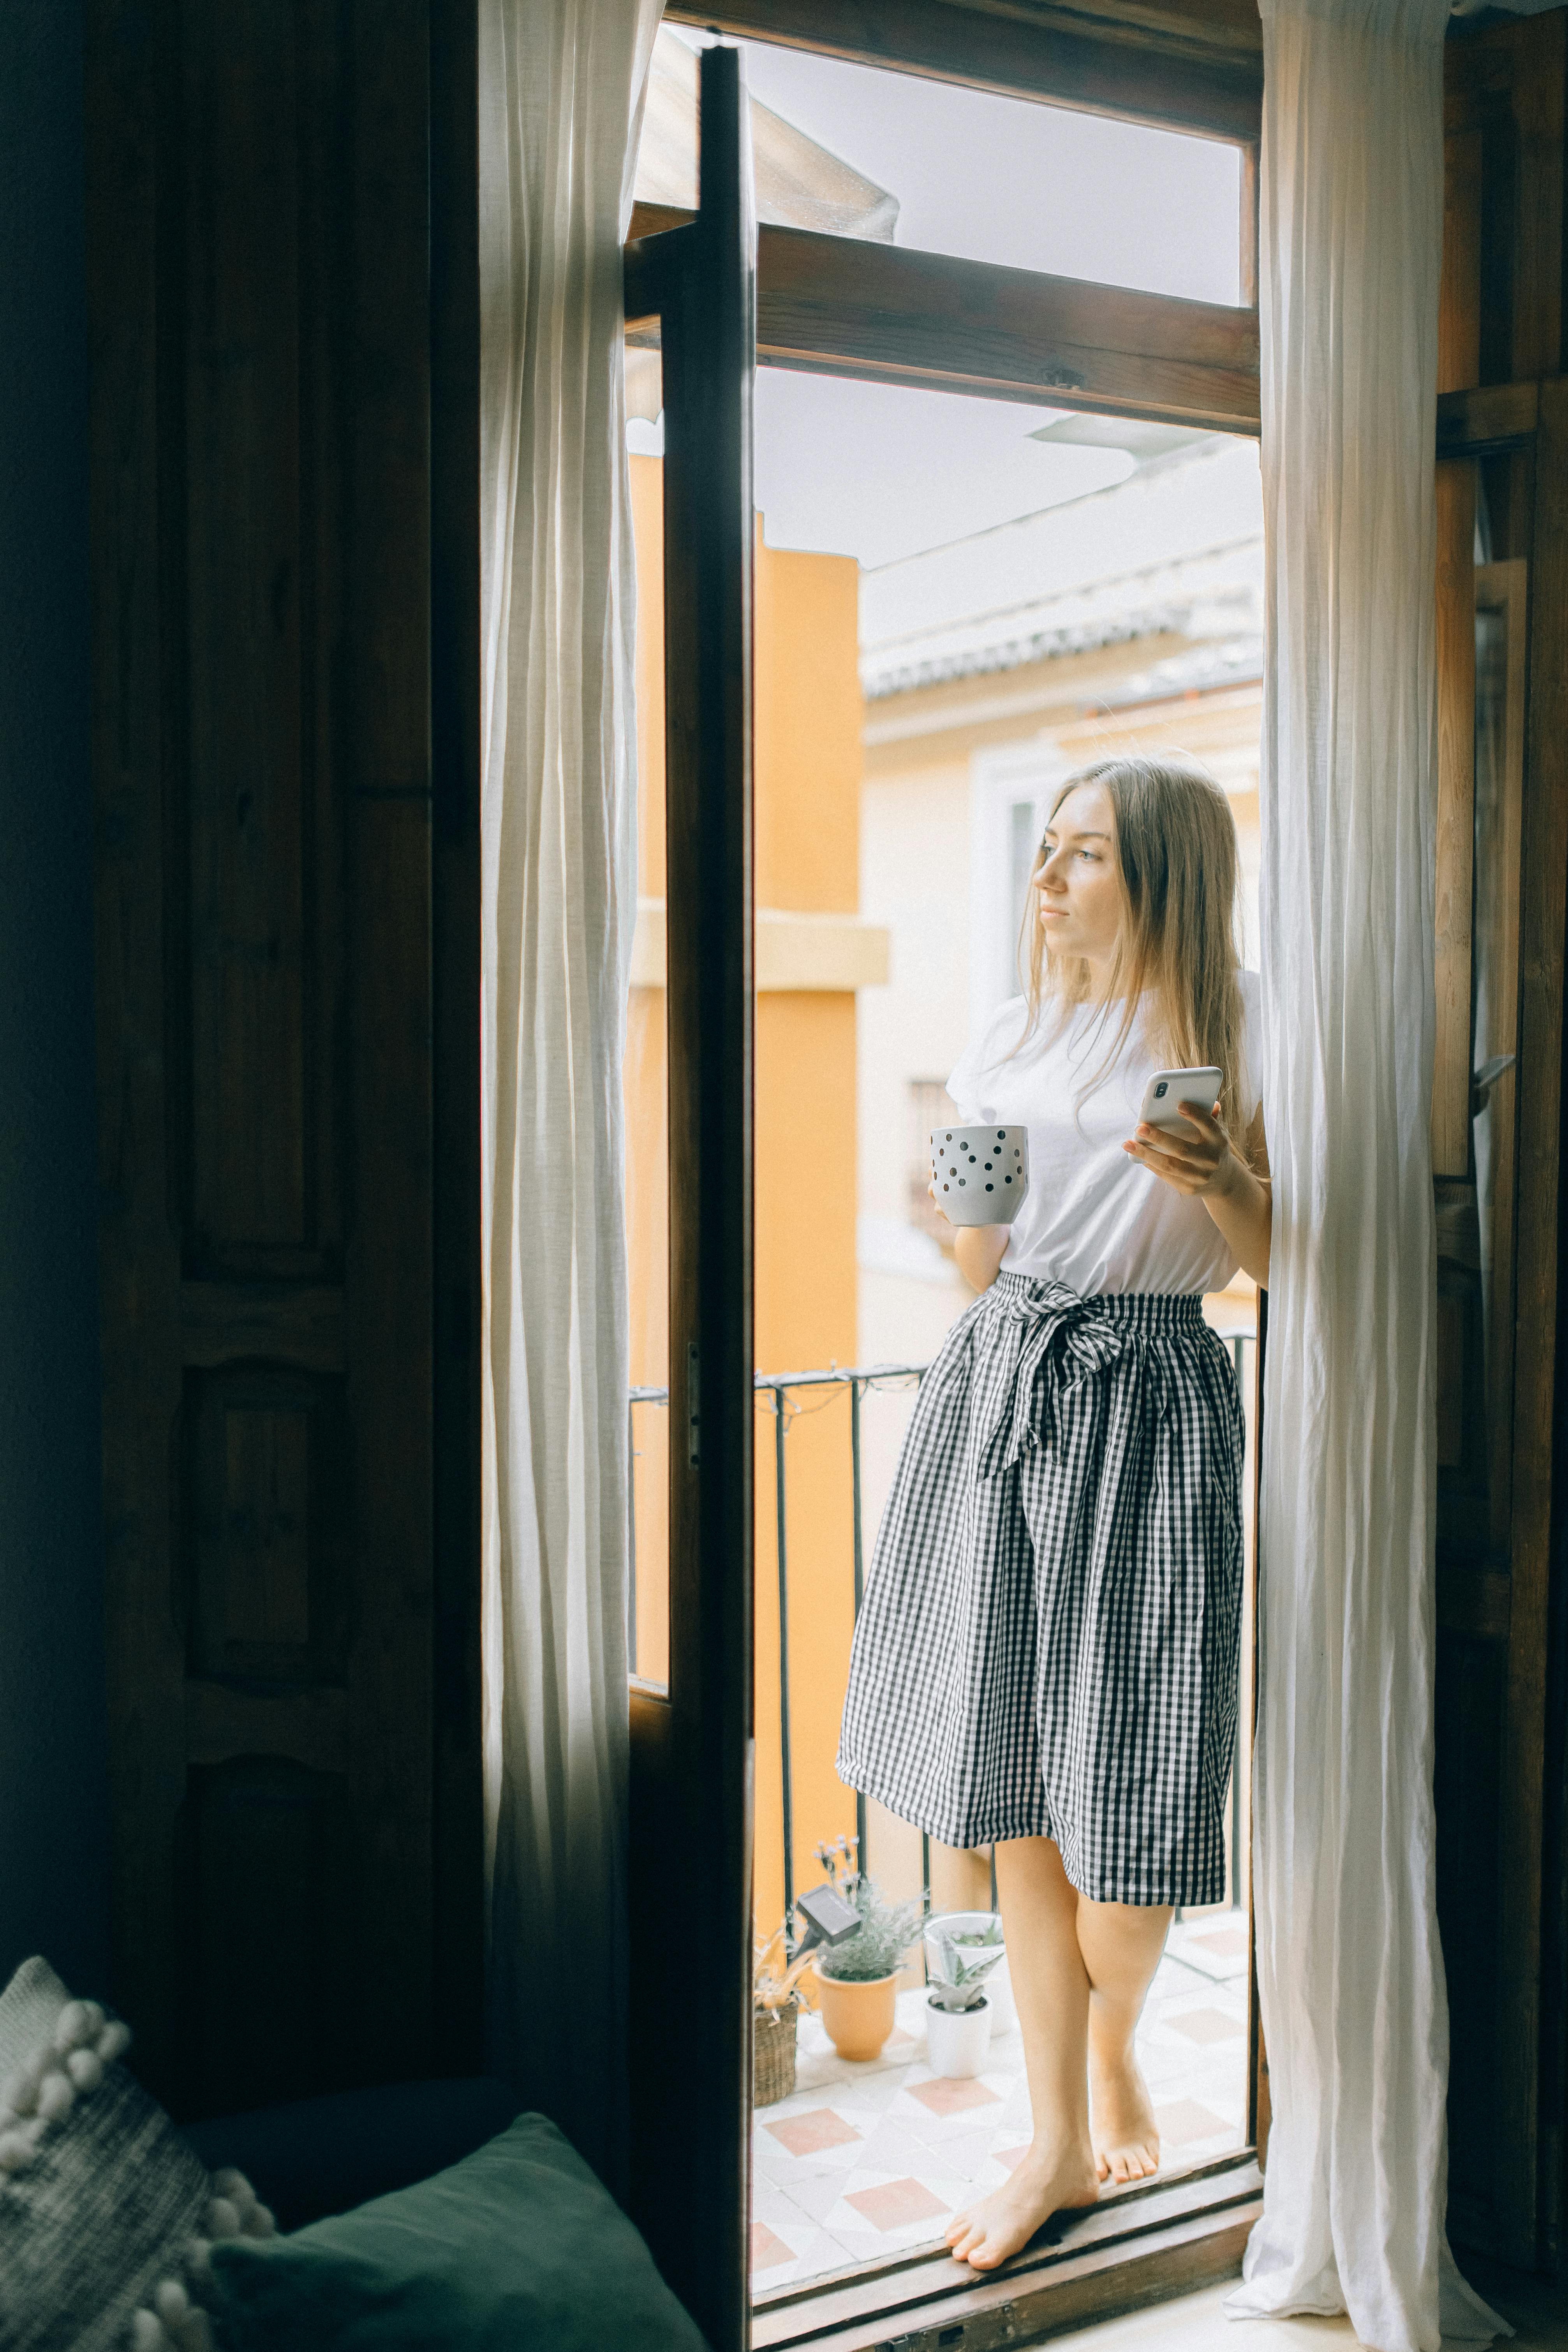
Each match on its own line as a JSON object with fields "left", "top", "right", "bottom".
{"left": 1036, "top": 782, "right": 1123, "bottom": 971}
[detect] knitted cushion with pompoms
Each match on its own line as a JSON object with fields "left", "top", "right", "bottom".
{"left": 0, "top": 1957, "right": 275, "bottom": 2352}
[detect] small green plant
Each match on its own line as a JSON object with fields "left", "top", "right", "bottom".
{"left": 924, "top": 1915, "right": 1006, "bottom": 2014}
{"left": 815, "top": 1874, "right": 925, "bottom": 1983}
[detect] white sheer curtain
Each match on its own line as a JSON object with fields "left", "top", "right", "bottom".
{"left": 1228, "top": 1, "right": 1504, "bottom": 2344}
{"left": 478, "top": 0, "right": 661, "bottom": 2193}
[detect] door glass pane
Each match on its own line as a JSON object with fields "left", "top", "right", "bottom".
{"left": 747, "top": 360, "right": 1261, "bottom": 2304}
{"left": 625, "top": 338, "right": 670, "bottom": 1691}
{"left": 639, "top": 22, "right": 1244, "bottom": 305}
{"left": 1470, "top": 567, "right": 1524, "bottom": 1540}
{"left": 1473, "top": 599, "right": 1508, "bottom": 1352}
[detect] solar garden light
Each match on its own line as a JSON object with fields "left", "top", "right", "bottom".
{"left": 754, "top": 1881, "right": 862, "bottom": 2012}
{"left": 794, "top": 1881, "right": 861, "bottom": 1956}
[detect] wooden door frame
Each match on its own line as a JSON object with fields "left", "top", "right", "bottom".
{"left": 664, "top": 0, "right": 1265, "bottom": 144}
{"left": 1434, "top": 16, "right": 1568, "bottom": 2270}
{"left": 619, "top": 4, "right": 1568, "bottom": 2329}
{"left": 626, "top": 42, "right": 1275, "bottom": 2352}
{"left": 430, "top": 0, "right": 487, "bottom": 2069}
{"left": 625, "top": 48, "right": 758, "bottom": 2352}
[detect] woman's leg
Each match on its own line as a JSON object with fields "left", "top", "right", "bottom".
{"left": 945, "top": 1837, "right": 1098, "bottom": 2269}
{"left": 1076, "top": 1894, "right": 1172, "bottom": 2182}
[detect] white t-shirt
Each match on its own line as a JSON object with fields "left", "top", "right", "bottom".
{"left": 946, "top": 972, "right": 1264, "bottom": 1297}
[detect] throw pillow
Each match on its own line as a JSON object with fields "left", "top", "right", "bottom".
{"left": 0, "top": 1957, "right": 274, "bottom": 2352}
{"left": 209, "top": 2111, "right": 710, "bottom": 2352}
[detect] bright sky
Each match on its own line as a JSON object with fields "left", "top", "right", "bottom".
{"left": 640, "top": 35, "right": 1246, "bottom": 574}
{"left": 754, "top": 376, "right": 1132, "bottom": 571}
{"left": 713, "top": 35, "right": 1243, "bottom": 302}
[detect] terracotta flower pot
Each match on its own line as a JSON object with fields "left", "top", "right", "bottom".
{"left": 813, "top": 1961, "right": 898, "bottom": 2061}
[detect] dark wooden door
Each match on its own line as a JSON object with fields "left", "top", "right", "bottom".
{"left": 1434, "top": 14, "right": 1568, "bottom": 2267}
{"left": 624, "top": 46, "right": 758, "bottom": 2352}
{"left": 85, "top": 0, "right": 482, "bottom": 2119}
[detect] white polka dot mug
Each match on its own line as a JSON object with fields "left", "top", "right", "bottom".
{"left": 929, "top": 1124, "right": 1029, "bottom": 1226}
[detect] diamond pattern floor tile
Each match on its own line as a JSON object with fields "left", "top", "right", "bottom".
{"left": 751, "top": 1938, "right": 1251, "bottom": 2296}
{"left": 844, "top": 2175, "right": 951, "bottom": 2231}
{"left": 765, "top": 2106, "right": 863, "bottom": 2156}
{"left": 1154, "top": 2096, "right": 1233, "bottom": 2147}
{"left": 905, "top": 2074, "right": 1002, "bottom": 2116}
{"left": 1165, "top": 2005, "right": 1247, "bottom": 2047}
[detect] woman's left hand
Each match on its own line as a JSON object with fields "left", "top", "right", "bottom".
{"left": 1122, "top": 1101, "right": 1236, "bottom": 1200}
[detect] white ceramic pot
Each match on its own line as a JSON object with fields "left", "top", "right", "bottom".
{"left": 925, "top": 1994, "right": 992, "bottom": 2078}
{"left": 929, "top": 1125, "right": 1029, "bottom": 1226}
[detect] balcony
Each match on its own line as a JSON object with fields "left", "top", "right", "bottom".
{"left": 630, "top": 1326, "right": 1258, "bottom": 2299}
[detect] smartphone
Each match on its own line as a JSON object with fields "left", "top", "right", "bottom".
{"left": 1138, "top": 1066, "right": 1223, "bottom": 1135}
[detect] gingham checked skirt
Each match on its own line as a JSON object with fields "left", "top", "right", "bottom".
{"left": 837, "top": 1274, "right": 1244, "bottom": 1906}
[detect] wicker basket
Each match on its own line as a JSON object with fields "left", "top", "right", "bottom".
{"left": 753, "top": 1999, "right": 800, "bottom": 2106}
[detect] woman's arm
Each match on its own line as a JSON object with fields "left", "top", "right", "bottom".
{"left": 1122, "top": 1104, "right": 1271, "bottom": 1288}
{"left": 928, "top": 1178, "right": 1010, "bottom": 1292}
{"left": 953, "top": 1221, "right": 1010, "bottom": 1293}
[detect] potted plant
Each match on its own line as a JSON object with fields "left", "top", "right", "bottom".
{"left": 925, "top": 1906, "right": 1012, "bottom": 2029}
{"left": 812, "top": 1874, "right": 925, "bottom": 2063}
{"left": 923, "top": 1913, "right": 1006, "bottom": 2078}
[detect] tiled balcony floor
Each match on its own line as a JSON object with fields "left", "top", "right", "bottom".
{"left": 751, "top": 1913, "right": 1250, "bottom": 2298}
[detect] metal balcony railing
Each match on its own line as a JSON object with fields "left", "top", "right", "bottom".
{"left": 631, "top": 1328, "right": 1255, "bottom": 1933}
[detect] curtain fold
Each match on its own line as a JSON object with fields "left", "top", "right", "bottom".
{"left": 1228, "top": 1, "right": 1505, "bottom": 2344}
{"left": 478, "top": 0, "right": 661, "bottom": 2195}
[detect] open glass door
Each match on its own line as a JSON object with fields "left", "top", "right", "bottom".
{"left": 623, "top": 48, "right": 758, "bottom": 2352}
{"left": 620, "top": 13, "right": 1568, "bottom": 2335}
{"left": 622, "top": 28, "right": 1270, "bottom": 2351}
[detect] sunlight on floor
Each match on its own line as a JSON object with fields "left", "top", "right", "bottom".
{"left": 1042, "top": 2272, "right": 1564, "bottom": 2352}
{"left": 1048, "top": 2286, "right": 1364, "bottom": 2350}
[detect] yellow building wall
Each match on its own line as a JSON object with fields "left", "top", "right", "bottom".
{"left": 626, "top": 456, "right": 671, "bottom": 1690}
{"left": 756, "top": 529, "right": 861, "bottom": 913}
{"left": 624, "top": 455, "right": 865, "bottom": 1949}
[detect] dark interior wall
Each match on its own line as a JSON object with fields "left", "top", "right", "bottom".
{"left": 0, "top": 0, "right": 111, "bottom": 1991}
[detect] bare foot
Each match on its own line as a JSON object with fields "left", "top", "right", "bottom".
{"left": 944, "top": 2139, "right": 1098, "bottom": 2270}
{"left": 1089, "top": 2041, "right": 1160, "bottom": 2183}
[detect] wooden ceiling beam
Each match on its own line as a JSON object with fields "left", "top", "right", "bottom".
{"left": 663, "top": 0, "right": 1263, "bottom": 143}
{"left": 631, "top": 214, "right": 1556, "bottom": 453}
{"left": 628, "top": 207, "right": 1261, "bottom": 432}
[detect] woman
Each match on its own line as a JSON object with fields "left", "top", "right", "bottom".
{"left": 837, "top": 754, "right": 1270, "bottom": 2272}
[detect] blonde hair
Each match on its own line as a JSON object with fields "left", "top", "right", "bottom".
{"left": 1018, "top": 753, "right": 1251, "bottom": 1151}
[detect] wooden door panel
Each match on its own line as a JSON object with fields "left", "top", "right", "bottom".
{"left": 181, "top": 1365, "right": 351, "bottom": 1681}
{"left": 178, "top": 0, "right": 342, "bottom": 1276}
{"left": 1432, "top": 520, "right": 1534, "bottom": 2259}
{"left": 176, "top": 1755, "right": 356, "bottom": 2118}
{"left": 88, "top": 0, "right": 478, "bottom": 2118}
{"left": 1432, "top": 23, "right": 1567, "bottom": 2258}
{"left": 1433, "top": 459, "right": 1476, "bottom": 1180}
{"left": 1434, "top": 1631, "right": 1507, "bottom": 2237}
